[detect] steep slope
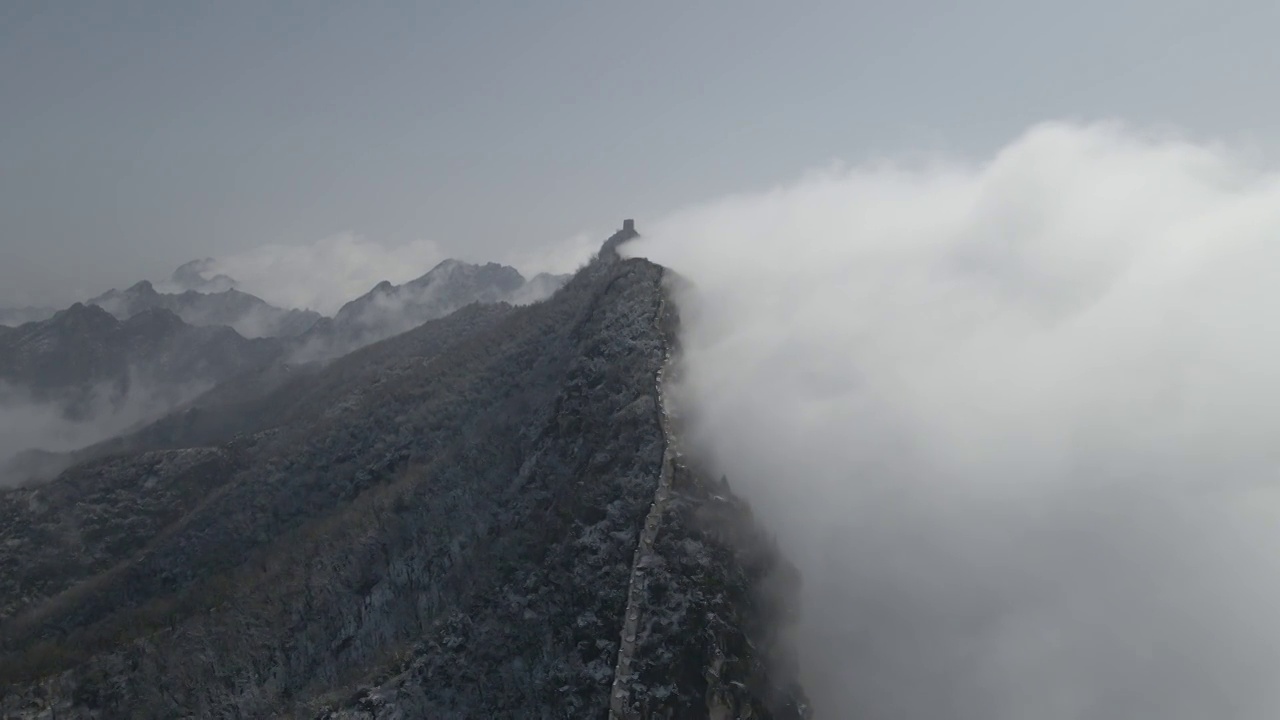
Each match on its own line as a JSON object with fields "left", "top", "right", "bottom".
{"left": 86, "top": 303, "right": 515, "bottom": 461}
{"left": 0, "top": 231, "right": 806, "bottom": 718}
{"left": 89, "top": 280, "right": 322, "bottom": 338}
{"left": 297, "top": 259, "right": 567, "bottom": 360}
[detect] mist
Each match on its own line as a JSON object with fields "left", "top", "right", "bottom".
{"left": 157, "top": 234, "right": 449, "bottom": 316}
{"left": 626, "top": 121, "right": 1280, "bottom": 718}
{"left": 0, "top": 375, "right": 212, "bottom": 486}
{"left": 162, "top": 231, "right": 595, "bottom": 318}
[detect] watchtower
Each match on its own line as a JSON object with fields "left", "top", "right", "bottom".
{"left": 601, "top": 218, "right": 640, "bottom": 260}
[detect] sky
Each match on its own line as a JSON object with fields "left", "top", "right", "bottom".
{"left": 3, "top": 0, "right": 1279, "bottom": 308}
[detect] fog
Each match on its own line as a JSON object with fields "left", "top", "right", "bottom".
{"left": 0, "top": 376, "right": 211, "bottom": 486}
{"left": 626, "top": 121, "right": 1280, "bottom": 718}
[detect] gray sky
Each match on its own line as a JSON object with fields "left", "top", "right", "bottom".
{"left": 2, "top": 0, "right": 1277, "bottom": 307}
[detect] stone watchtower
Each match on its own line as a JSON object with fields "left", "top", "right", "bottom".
{"left": 601, "top": 218, "right": 640, "bottom": 260}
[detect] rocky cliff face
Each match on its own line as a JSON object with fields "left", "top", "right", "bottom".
{"left": 0, "top": 242, "right": 805, "bottom": 718}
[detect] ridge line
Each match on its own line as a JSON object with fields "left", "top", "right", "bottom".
{"left": 608, "top": 269, "right": 676, "bottom": 720}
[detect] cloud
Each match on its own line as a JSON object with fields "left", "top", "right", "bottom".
{"left": 166, "top": 234, "right": 449, "bottom": 316}
{"left": 626, "top": 121, "right": 1280, "bottom": 719}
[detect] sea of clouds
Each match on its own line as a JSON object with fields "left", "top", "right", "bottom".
{"left": 627, "top": 121, "right": 1280, "bottom": 719}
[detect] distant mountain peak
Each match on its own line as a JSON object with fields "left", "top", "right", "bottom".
{"left": 86, "top": 279, "right": 321, "bottom": 339}
{"left": 51, "top": 302, "right": 117, "bottom": 327}
{"left": 122, "top": 306, "right": 187, "bottom": 332}
{"left": 429, "top": 258, "right": 464, "bottom": 271}
{"left": 0, "top": 299, "right": 284, "bottom": 470}
{"left": 295, "top": 259, "right": 566, "bottom": 362}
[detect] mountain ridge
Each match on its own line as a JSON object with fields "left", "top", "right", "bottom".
{"left": 88, "top": 280, "right": 323, "bottom": 339}
{"left": 0, "top": 228, "right": 808, "bottom": 718}
{"left": 0, "top": 258, "right": 572, "bottom": 485}
{"left": 295, "top": 259, "right": 568, "bottom": 361}
{"left": 0, "top": 302, "right": 280, "bottom": 403}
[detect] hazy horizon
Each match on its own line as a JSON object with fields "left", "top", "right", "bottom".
{"left": 5, "top": 2, "right": 1280, "bottom": 308}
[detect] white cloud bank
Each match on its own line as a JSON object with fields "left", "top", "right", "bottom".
{"left": 626, "top": 121, "right": 1280, "bottom": 719}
